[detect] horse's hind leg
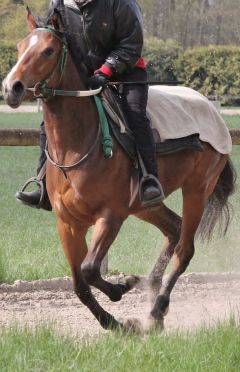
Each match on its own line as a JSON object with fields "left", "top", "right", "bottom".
{"left": 149, "top": 186, "right": 207, "bottom": 329}
{"left": 81, "top": 214, "right": 139, "bottom": 302}
{"left": 135, "top": 204, "right": 181, "bottom": 304}
{"left": 57, "top": 218, "right": 121, "bottom": 330}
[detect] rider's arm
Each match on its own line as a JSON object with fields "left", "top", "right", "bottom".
{"left": 99, "top": 0, "right": 144, "bottom": 77}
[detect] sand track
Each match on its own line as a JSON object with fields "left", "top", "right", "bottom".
{"left": 1, "top": 272, "right": 240, "bottom": 337}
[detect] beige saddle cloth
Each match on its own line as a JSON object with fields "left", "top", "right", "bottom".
{"left": 147, "top": 86, "right": 232, "bottom": 154}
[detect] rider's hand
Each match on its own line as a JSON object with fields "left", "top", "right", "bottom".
{"left": 88, "top": 73, "right": 109, "bottom": 89}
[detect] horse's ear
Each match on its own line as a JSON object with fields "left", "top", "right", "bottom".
{"left": 51, "top": 9, "right": 65, "bottom": 33}
{"left": 26, "top": 6, "right": 38, "bottom": 30}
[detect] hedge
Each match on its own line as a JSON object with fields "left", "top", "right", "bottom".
{"left": 174, "top": 45, "right": 240, "bottom": 103}
{"left": 143, "top": 37, "right": 182, "bottom": 82}
{"left": 1, "top": 41, "right": 240, "bottom": 104}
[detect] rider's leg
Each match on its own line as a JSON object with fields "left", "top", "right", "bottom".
{"left": 121, "top": 68, "right": 164, "bottom": 206}
{"left": 15, "top": 122, "right": 51, "bottom": 211}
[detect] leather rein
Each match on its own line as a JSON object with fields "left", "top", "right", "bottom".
{"left": 26, "top": 27, "right": 104, "bottom": 175}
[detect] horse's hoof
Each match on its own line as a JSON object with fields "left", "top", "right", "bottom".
{"left": 163, "top": 305, "right": 169, "bottom": 317}
{"left": 118, "top": 275, "right": 140, "bottom": 292}
{"left": 146, "top": 315, "right": 164, "bottom": 333}
{"left": 121, "top": 318, "right": 144, "bottom": 335}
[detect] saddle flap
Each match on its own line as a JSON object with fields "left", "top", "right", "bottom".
{"left": 100, "top": 86, "right": 131, "bottom": 134}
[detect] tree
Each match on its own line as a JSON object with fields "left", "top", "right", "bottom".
{"left": 139, "top": 0, "right": 240, "bottom": 47}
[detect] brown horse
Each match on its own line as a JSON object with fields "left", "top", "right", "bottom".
{"left": 2, "top": 9, "right": 236, "bottom": 332}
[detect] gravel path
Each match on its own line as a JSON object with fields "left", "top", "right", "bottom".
{"left": 0, "top": 273, "right": 239, "bottom": 338}
{"left": 0, "top": 105, "right": 41, "bottom": 113}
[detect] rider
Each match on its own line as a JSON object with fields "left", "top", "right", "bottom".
{"left": 16, "top": 0, "right": 164, "bottom": 209}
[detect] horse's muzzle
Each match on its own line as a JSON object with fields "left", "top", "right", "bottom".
{"left": 2, "top": 79, "right": 26, "bottom": 108}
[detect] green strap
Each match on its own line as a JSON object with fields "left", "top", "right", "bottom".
{"left": 94, "top": 96, "right": 113, "bottom": 158}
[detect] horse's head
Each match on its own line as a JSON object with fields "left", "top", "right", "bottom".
{"left": 2, "top": 7, "right": 66, "bottom": 108}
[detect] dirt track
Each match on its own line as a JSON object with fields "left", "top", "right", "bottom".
{"left": 0, "top": 273, "right": 240, "bottom": 337}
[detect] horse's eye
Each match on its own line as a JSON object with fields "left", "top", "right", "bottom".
{"left": 44, "top": 47, "right": 54, "bottom": 56}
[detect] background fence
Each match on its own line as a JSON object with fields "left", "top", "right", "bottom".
{"left": 0, "top": 128, "right": 239, "bottom": 146}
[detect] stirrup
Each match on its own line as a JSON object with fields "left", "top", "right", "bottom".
{"left": 18, "top": 162, "right": 49, "bottom": 210}
{"left": 139, "top": 174, "right": 165, "bottom": 208}
{"left": 19, "top": 176, "right": 46, "bottom": 209}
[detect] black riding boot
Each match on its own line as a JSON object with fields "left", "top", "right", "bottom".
{"left": 15, "top": 122, "right": 52, "bottom": 211}
{"left": 137, "top": 145, "right": 164, "bottom": 207}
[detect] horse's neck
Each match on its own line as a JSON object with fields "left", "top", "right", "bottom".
{"left": 43, "top": 56, "right": 98, "bottom": 163}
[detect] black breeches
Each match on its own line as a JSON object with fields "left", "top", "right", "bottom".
{"left": 120, "top": 68, "right": 158, "bottom": 176}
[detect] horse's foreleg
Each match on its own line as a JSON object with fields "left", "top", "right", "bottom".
{"left": 81, "top": 215, "right": 139, "bottom": 302}
{"left": 149, "top": 188, "right": 206, "bottom": 328}
{"left": 57, "top": 218, "right": 120, "bottom": 330}
{"left": 135, "top": 204, "right": 181, "bottom": 303}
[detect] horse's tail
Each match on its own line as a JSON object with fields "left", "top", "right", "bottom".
{"left": 197, "top": 157, "right": 237, "bottom": 241}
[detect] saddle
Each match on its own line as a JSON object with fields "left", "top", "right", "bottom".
{"left": 100, "top": 86, "right": 203, "bottom": 160}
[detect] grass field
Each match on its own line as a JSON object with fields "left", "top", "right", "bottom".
{"left": 0, "top": 113, "right": 239, "bottom": 283}
{"left": 0, "top": 320, "right": 239, "bottom": 372}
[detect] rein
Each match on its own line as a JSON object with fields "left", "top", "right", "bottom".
{"left": 26, "top": 27, "right": 113, "bottom": 174}
{"left": 45, "top": 121, "right": 102, "bottom": 177}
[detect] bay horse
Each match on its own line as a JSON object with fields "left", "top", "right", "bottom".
{"left": 2, "top": 9, "right": 236, "bottom": 332}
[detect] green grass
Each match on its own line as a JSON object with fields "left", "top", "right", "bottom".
{"left": 0, "top": 320, "right": 239, "bottom": 372}
{"left": 222, "top": 114, "right": 240, "bottom": 129}
{"left": 0, "top": 113, "right": 69, "bottom": 282}
{"left": 0, "top": 113, "right": 239, "bottom": 283}
{"left": 0, "top": 112, "right": 42, "bottom": 129}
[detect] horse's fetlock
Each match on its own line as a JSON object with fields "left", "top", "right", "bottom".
{"left": 151, "top": 294, "right": 169, "bottom": 319}
{"left": 74, "top": 287, "right": 91, "bottom": 305}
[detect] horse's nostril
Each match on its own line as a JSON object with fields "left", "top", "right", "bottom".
{"left": 12, "top": 81, "right": 24, "bottom": 95}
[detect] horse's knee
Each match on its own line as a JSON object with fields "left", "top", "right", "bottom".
{"left": 81, "top": 261, "right": 99, "bottom": 285}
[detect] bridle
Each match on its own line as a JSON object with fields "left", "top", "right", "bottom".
{"left": 25, "top": 27, "right": 112, "bottom": 176}
{"left": 26, "top": 27, "right": 102, "bottom": 98}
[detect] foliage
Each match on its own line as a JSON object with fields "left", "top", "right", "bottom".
{"left": 0, "top": 0, "right": 48, "bottom": 46}
{"left": 1, "top": 1, "right": 240, "bottom": 48}
{"left": 139, "top": 0, "right": 240, "bottom": 47}
{"left": 0, "top": 1, "right": 49, "bottom": 85}
{"left": 143, "top": 37, "right": 181, "bottom": 81}
{"left": 0, "top": 320, "right": 240, "bottom": 371}
{"left": 143, "top": 42, "right": 240, "bottom": 102}
{"left": 1, "top": 0, "right": 240, "bottom": 102}
{"left": 0, "top": 45, "right": 17, "bottom": 85}
{"left": 174, "top": 45, "right": 240, "bottom": 103}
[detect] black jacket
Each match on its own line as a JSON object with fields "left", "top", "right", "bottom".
{"left": 62, "top": 0, "right": 144, "bottom": 75}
